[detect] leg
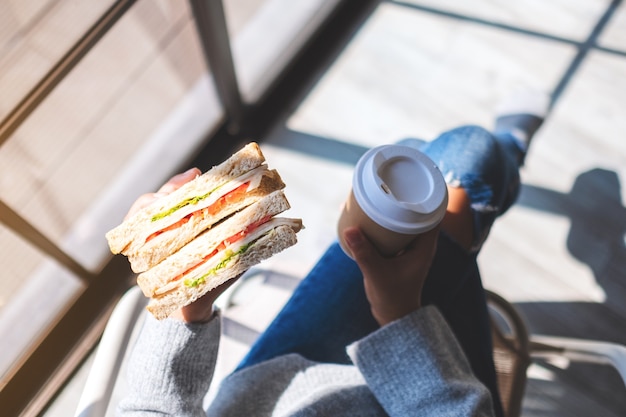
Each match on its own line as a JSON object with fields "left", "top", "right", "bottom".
{"left": 236, "top": 127, "right": 521, "bottom": 369}
{"left": 237, "top": 112, "right": 543, "bottom": 417}
{"left": 415, "top": 125, "right": 524, "bottom": 252}
{"left": 235, "top": 242, "right": 379, "bottom": 370}
{"left": 413, "top": 121, "right": 543, "bottom": 417}
{"left": 235, "top": 234, "right": 486, "bottom": 370}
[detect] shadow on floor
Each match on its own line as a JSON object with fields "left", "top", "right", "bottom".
{"left": 515, "top": 168, "right": 626, "bottom": 341}
{"left": 513, "top": 168, "right": 626, "bottom": 415}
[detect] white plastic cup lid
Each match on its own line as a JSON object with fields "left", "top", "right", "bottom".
{"left": 353, "top": 145, "right": 448, "bottom": 234}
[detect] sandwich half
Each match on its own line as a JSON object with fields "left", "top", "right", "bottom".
{"left": 137, "top": 190, "right": 303, "bottom": 319}
{"left": 106, "top": 142, "right": 285, "bottom": 272}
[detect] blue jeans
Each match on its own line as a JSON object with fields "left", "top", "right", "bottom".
{"left": 236, "top": 126, "right": 524, "bottom": 417}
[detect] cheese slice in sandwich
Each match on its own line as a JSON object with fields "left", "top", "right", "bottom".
{"left": 106, "top": 142, "right": 285, "bottom": 272}
{"left": 137, "top": 190, "right": 303, "bottom": 320}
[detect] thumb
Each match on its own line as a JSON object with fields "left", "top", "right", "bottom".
{"left": 158, "top": 167, "right": 201, "bottom": 194}
{"left": 344, "top": 227, "right": 379, "bottom": 269}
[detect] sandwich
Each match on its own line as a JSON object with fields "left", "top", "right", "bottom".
{"left": 106, "top": 142, "right": 303, "bottom": 319}
{"left": 106, "top": 143, "right": 286, "bottom": 273}
{"left": 138, "top": 190, "right": 302, "bottom": 319}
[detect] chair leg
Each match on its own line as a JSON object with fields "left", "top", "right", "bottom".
{"left": 530, "top": 335, "right": 626, "bottom": 387}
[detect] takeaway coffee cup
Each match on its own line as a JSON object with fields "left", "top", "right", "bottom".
{"left": 338, "top": 144, "right": 448, "bottom": 258}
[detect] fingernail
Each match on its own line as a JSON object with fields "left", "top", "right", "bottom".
{"left": 344, "top": 228, "right": 363, "bottom": 249}
{"left": 181, "top": 168, "right": 199, "bottom": 177}
{"left": 169, "top": 168, "right": 198, "bottom": 184}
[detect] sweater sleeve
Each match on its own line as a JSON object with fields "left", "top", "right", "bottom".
{"left": 117, "top": 311, "right": 221, "bottom": 417}
{"left": 347, "top": 306, "right": 495, "bottom": 417}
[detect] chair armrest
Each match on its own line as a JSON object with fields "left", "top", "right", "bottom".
{"left": 74, "top": 286, "right": 147, "bottom": 417}
{"left": 530, "top": 335, "right": 626, "bottom": 387}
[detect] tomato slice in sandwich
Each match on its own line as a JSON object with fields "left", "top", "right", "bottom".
{"left": 145, "top": 182, "right": 250, "bottom": 244}
{"left": 166, "top": 215, "right": 272, "bottom": 285}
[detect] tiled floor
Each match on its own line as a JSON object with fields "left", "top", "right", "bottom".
{"left": 47, "top": 0, "right": 626, "bottom": 416}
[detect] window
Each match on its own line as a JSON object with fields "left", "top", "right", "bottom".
{"left": 224, "top": 0, "right": 342, "bottom": 102}
{"left": 0, "top": 0, "right": 357, "bottom": 414}
{"left": 0, "top": 0, "right": 221, "bottom": 413}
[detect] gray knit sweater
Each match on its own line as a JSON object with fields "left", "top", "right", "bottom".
{"left": 118, "top": 306, "right": 495, "bottom": 416}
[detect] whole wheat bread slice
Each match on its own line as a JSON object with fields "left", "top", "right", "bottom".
{"left": 146, "top": 224, "right": 299, "bottom": 320}
{"left": 136, "top": 190, "right": 292, "bottom": 297}
{"left": 125, "top": 169, "right": 284, "bottom": 272}
{"left": 106, "top": 142, "right": 265, "bottom": 255}
{"left": 106, "top": 143, "right": 289, "bottom": 272}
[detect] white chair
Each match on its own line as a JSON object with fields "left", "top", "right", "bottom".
{"left": 74, "top": 285, "right": 147, "bottom": 417}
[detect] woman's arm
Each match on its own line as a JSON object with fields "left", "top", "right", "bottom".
{"left": 117, "top": 169, "right": 239, "bottom": 416}
{"left": 348, "top": 306, "right": 495, "bottom": 416}
{"left": 343, "top": 227, "right": 495, "bottom": 416}
{"left": 117, "top": 312, "right": 221, "bottom": 416}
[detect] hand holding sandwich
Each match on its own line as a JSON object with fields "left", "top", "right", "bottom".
{"left": 125, "top": 167, "right": 201, "bottom": 221}
{"left": 124, "top": 167, "right": 237, "bottom": 323}
{"left": 108, "top": 143, "right": 303, "bottom": 321}
{"left": 344, "top": 226, "right": 439, "bottom": 326}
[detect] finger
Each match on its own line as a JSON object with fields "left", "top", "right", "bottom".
{"left": 343, "top": 227, "right": 380, "bottom": 271}
{"left": 124, "top": 192, "right": 165, "bottom": 220}
{"left": 158, "top": 167, "right": 201, "bottom": 194}
{"left": 175, "top": 273, "right": 244, "bottom": 323}
{"left": 412, "top": 226, "right": 439, "bottom": 255}
{"left": 400, "top": 226, "right": 440, "bottom": 268}
{"left": 125, "top": 168, "right": 201, "bottom": 220}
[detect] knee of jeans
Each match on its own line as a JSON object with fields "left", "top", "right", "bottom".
{"left": 424, "top": 126, "right": 515, "bottom": 249}
{"left": 425, "top": 125, "right": 502, "bottom": 191}
{"left": 455, "top": 125, "right": 500, "bottom": 155}
{"left": 427, "top": 125, "right": 501, "bottom": 167}
{"left": 395, "top": 137, "right": 427, "bottom": 150}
